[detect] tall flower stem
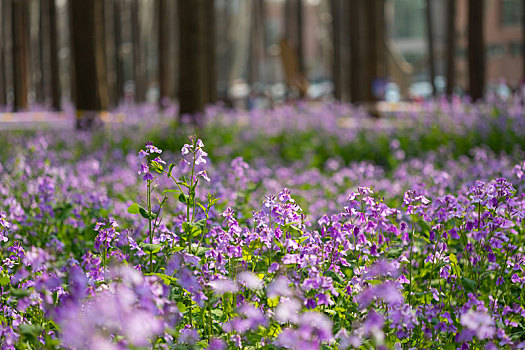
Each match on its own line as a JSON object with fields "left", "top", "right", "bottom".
{"left": 147, "top": 179, "right": 153, "bottom": 273}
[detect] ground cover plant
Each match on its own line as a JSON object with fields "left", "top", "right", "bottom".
{"left": 0, "top": 96, "right": 525, "bottom": 349}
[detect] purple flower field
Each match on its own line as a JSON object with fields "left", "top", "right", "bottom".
{"left": 1, "top": 97, "right": 525, "bottom": 349}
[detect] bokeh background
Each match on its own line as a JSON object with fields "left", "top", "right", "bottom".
{"left": 0, "top": 0, "right": 523, "bottom": 118}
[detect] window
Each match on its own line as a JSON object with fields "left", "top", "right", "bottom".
{"left": 393, "top": 0, "right": 425, "bottom": 39}
{"left": 501, "top": 0, "right": 523, "bottom": 27}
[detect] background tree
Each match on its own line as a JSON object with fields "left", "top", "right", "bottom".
{"left": 468, "top": 0, "right": 485, "bottom": 101}
{"left": 445, "top": 0, "right": 456, "bottom": 96}
{"left": 178, "top": 0, "right": 215, "bottom": 118}
{"left": 70, "top": 0, "right": 108, "bottom": 115}
{"left": 425, "top": 0, "right": 436, "bottom": 96}
{"left": 0, "top": 0, "right": 7, "bottom": 106}
{"left": 331, "top": 0, "right": 341, "bottom": 100}
{"left": 348, "top": 0, "right": 363, "bottom": 103}
{"left": 158, "top": 0, "right": 175, "bottom": 104}
{"left": 12, "top": 0, "right": 30, "bottom": 110}
{"left": 131, "top": 0, "right": 146, "bottom": 103}
{"left": 47, "top": 0, "right": 61, "bottom": 110}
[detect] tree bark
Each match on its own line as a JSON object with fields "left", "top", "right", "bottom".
{"left": 331, "top": 0, "right": 341, "bottom": 100}
{"left": 113, "top": 0, "right": 124, "bottom": 105}
{"left": 297, "top": 0, "right": 304, "bottom": 74}
{"left": 426, "top": 0, "right": 436, "bottom": 96}
{"left": 158, "top": 0, "right": 172, "bottom": 103}
{"left": 131, "top": 0, "right": 146, "bottom": 103}
{"left": 349, "top": 0, "right": 362, "bottom": 103}
{"left": 205, "top": 0, "right": 217, "bottom": 104}
{"left": 522, "top": 0, "right": 525, "bottom": 84}
{"left": 0, "top": 0, "right": 6, "bottom": 106}
{"left": 249, "top": 0, "right": 264, "bottom": 86}
{"left": 468, "top": 0, "right": 485, "bottom": 101}
{"left": 178, "top": 0, "right": 209, "bottom": 118}
{"left": 12, "top": 0, "right": 30, "bottom": 110}
{"left": 445, "top": 0, "right": 456, "bottom": 96}
{"left": 47, "top": 0, "right": 61, "bottom": 110}
{"left": 70, "top": 0, "right": 108, "bottom": 113}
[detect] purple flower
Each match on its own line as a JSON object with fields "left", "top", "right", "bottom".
{"left": 237, "top": 271, "right": 263, "bottom": 290}
{"left": 276, "top": 298, "right": 302, "bottom": 324}
{"left": 208, "top": 278, "right": 238, "bottom": 295}
{"left": 460, "top": 309, "right": 496, "bottom": 340}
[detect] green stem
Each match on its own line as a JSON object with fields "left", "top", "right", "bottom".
{"left": 148, "top": 180, "right": 153, "bottom": 273}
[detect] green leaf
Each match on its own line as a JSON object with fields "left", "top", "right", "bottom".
{"left": 127, "top": 203, "right": 141, "bottom": 214}
{"left": 168, "top": 163, "right": 175, "bottom": 176}
{"left": 162, "top": 189, "right": 179, "bottom": 196}
{"left": 150, "top": 160, "right": 164, "bottom": 173}
{"left": 0, "top": 275, "right": 10, "bottom": 286}
{"left": 195, "top": 219, "right": 207, "bottom": 229}
{"left": 196, "top": 202, "right": 207, "bottom": 213}
{"left": 178, "top": 193, "right": 188, "bottom": 204}
{"left": 461, "top": 277, "right": 476, "bottom": 292}
{"left": 449, "top": 253, "right": 458, "bottom": 265}
{"left": 177, "top": 301, "right": 187, "bottom": 313}
{"left": 140, "top": 243, "right": 162, "bottom": 254}
{"left": 19, "top": 324, "right": 42, "bottom": 340}
{"left": 139, "top": 207, "right": 156, "bottom": 220}
{"left": 267, "top": 297, "right": 279, "bottom": 308}
{"left": 10, "top": 288, "right": 32, "bottom": 298}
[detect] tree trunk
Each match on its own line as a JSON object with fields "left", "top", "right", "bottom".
{"left": 34, "top": 0, "right": 45, "bottom": 103}
{"left": 0, "top": 0, "right": 6, "bottom": 106}
{"left": 12, "top": 0, "right": 30, "bottom": 110}
{"left": 158, "top": 0, "right": 172, "bottom": 103}
{"left": 131, "top": 0, "right": 146, "bottom": 103}
{"left": 331, "top": 0, "right": 341, "bottom": 100}
{"left": 445, "top": 0, "right": 456, "bottom": 96}
{"left": 349, "top": 0, "right": 362, "bottom": 103}
{"left": 205, "top": 0, "right": 217, "bottom": 104}
{"left": 426, "top": 0, "right": 436, "bottom": 96}
{"left": 248, "top": 0, "right": 264, "bottom": 86}
{"left": 178, "top": 0, "right": 209, "bottom": 118}
{"left": 468, "top": 0, "right": 485, "bottom": 101}
{"left": 47, "top": 0, "right": 61, "bottom": 110}
{"left": 113, "top": 0, "right": 124, "bottom": 105}
{"left": 285, "top": 0, "right": 304, "bottom": 80}
{"left": 522, "top": 0, "right": 525, "bottom": 84}
{"left": 70, "top": 0, "right": 108, "bottom": 115}
{"left": 297, "top": 0, "right": 304, "bottom": 74}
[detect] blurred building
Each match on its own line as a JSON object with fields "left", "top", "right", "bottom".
{"left": 456, "top": 0, "right": 524, "bottom": 89}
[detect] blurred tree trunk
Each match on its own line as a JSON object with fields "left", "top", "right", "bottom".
{"left": 205, "top": 0, "right": 216, "bottom": 104}
{"left": 0, "top": 0, "right": 6, "bottom": 106}
{"left": 113, "top": 0, "right": 124, "bottom": 105}
{"left": 348, "top": 0, "right": 363, "bottom": 103}
{"left": 104, "top": 0, "right": 118, "bottom": 107}
{"left": 297, "top": 0, "right": 304, "bottom": 74}
{"left": 365, "top": 0, "right": 386, "bottom": 105}
{"left": 349, "top": 0, "right": 385, "bottom": 110}
{"left": 468, "top": 0, "right": 485, "bottom": 101}
{"left": 158, "top": 0, "right": 173, "bottom": 103}
{"left": 425, "top": 0, "right": 436, "bottom": 96}
{"left": 34, "top": 0, "right": 45, "bottom": 103}
{"left": 43, "top": 0, "right": 60, "bottom": 110}
{"left": 12, "top": 0, "right": 30, "bottom": 110}
{"left": 331, "top": 0, "right": 341, "bottom": 100}
{"left": 131, "top": 0, "right": 146, "bottom": 103}
{"left": 249, "top": 0, "right": 265, "bottom": 86}
{"left": 70, "top": 0, "right": 108, "bottom": 116}
{"left": 178, "top": 0, "right": 214, "bottom": 118}
{"left": 445, "top": 0, "right": 456, "bottom": 96}
{"left": 285, "top": 0, "right": 305, "bottom": 82}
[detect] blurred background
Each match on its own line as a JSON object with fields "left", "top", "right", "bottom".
{"left": 0, "top": 0, "right": 523, "bottom": 117}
